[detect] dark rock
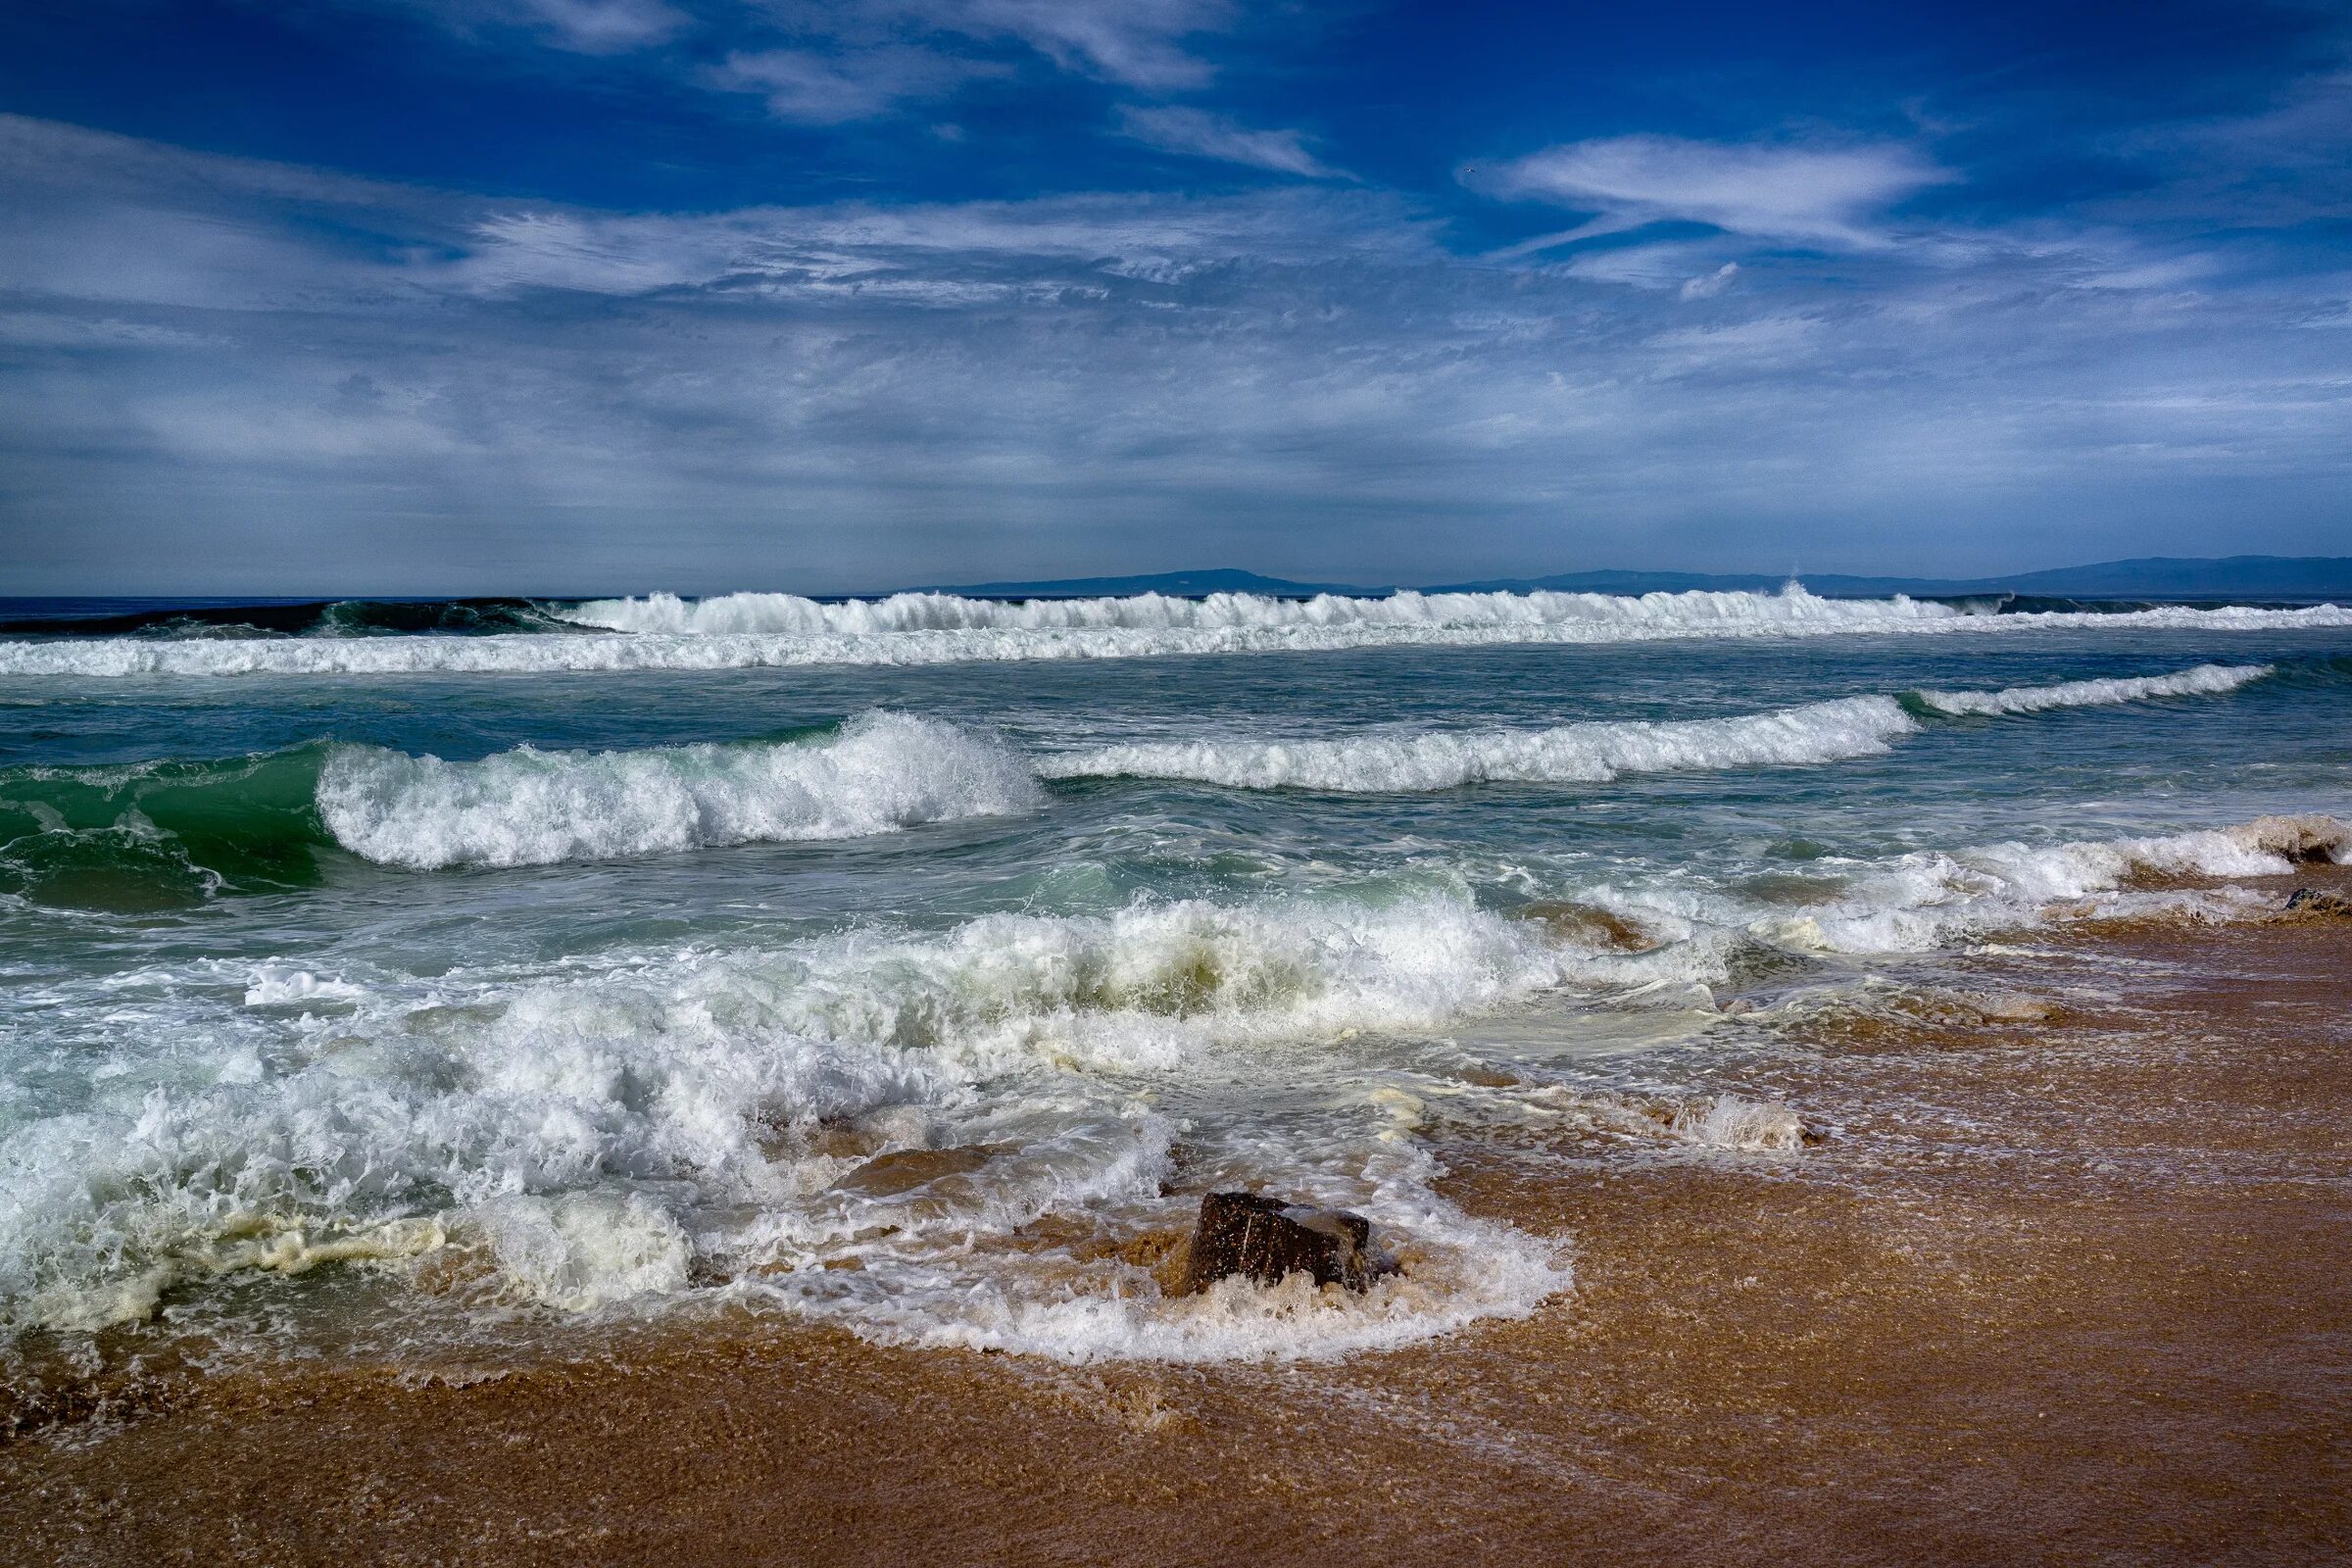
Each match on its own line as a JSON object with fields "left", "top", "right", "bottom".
{"left": 1176, "top": 1191, "right": 1374, "bottom": 1295}
{"left": 2284, "top": 887, "right": 2352, "bottom": 918}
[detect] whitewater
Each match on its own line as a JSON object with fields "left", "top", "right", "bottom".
{"left": 0, "top": 586, "right": 2345, "bottom": 676}
{"left": 2, "top": 600, "right": 2347, "bottom": 1369}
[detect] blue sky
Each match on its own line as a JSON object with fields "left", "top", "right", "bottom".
{"left": 1, "top": 0, "right": 2347, "bottom": 593}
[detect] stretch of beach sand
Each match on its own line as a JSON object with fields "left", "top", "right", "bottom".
{"left": 2, "top": 870, "right": 2346, "bottom": 1567}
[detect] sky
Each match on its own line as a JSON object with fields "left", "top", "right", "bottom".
{"left": 0, "top": 0, "right": 2348, "bottom": 594}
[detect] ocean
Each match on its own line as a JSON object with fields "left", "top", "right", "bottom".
{"left": 2, "top": 585, "right": 2348, "bottom": 1372}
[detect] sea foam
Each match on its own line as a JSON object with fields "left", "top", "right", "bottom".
{"left": 317, "top": 713, "right": 1041, "bottom": 869}
{"left": 2, "top": 812, "right": 2341, "bottom": 1352}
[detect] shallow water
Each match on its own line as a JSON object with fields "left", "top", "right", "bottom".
{"left": 1, "top": 588, "right": 2347, "bottom": 1364}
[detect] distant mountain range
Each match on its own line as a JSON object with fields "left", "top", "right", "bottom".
{"left": 931, "top": 556, "right": 2352, "bottom": 604}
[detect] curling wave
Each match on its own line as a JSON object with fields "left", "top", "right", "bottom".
{"left": 0, "top": 717, "right": 1039, "bottom": 904}
{"left": 4, "top": 586, "right": 2347, "bottom": 676}
{"left": 320, "top": 714, "right": 1042, "bottom": 870}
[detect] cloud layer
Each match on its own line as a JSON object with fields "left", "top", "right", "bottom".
{"left": 1, "top": 4, "right": 2348, "bottom": 591}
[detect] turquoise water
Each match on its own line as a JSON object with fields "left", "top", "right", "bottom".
{"left": 2, "top": 589, "right": 2347, "bottom": 1361}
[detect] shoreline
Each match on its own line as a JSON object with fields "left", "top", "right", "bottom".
{"left": 2, "top": 876, "right": 2346, "bottom": 1565}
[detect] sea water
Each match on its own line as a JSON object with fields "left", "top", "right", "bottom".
{"left": 1, "top": 587, "right": 2347, "bottom": 1363}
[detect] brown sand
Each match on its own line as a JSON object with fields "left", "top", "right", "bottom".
{"left": 2, "top": 880, "right": 2346, "bottom": 1566}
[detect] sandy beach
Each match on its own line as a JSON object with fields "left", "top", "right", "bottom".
{"left": 5, "top": 872, "right": 2344, "bottom": 1567}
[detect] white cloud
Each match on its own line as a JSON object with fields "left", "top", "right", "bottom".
{"left": 1483, "top": 135, "right": 1957, "bottom": 253}
{"left": 1113, "top": 106, "right": 1345, "bottom": 178}
{"left": 1681, "top": 261, "right": 1740, "bottom": 299}
{"left": 711, "top": 45, "right": 1004, "bottom": 123}
{"left": 515, "top": 0, "right": 688, "bottom": 50}
{"left": 702, "top": 0, "right": 1237, "bottom": 121}
{"left": 382, "top": 0, "right": 688, "bottom": 53}
{"left": 938, "top": 0, "right": 1231, "bottom": 89}
{"left": 3, "top": 114, "right": 2346, "bottom": 592}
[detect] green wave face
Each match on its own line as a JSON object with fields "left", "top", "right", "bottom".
{"left": 0, "top": 746, "right": 333, "bottom": 909}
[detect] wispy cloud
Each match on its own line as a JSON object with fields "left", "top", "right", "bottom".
{"left": 689, "top": 0, "right": 1244, "bottom": 122}
{"left": 710, "top": 45, "right": 1004, "bottom": 123}
{"left": 1, "top": 110, "right": 2346, "bottom": 592}
{"left": 933, "top": 0, "right": 1232, "bottom": 90}
{"left": 391, "top": 0, "right": 690, "bottom": 53}
{"left": 1481, "top": 135, "right": 1957, "bottom": 254}
{"left": 1114, "top": 106, "right": 1346, "bottom": 178}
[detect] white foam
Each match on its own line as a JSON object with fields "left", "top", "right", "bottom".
{"left": 4, "top": 812, "right": 2341, "bottom": 1354}
{"left": 1039, "top": 696, "right": 1916, "bottom": 792}
{"left": 466, "top": 1193, "right": 693, "bottom": 1311}
{"left": 0, "top": 888, "right": 1595, "bottom": 1348}
{"left": 3, "top": 587, "right": 2344, "bottom": 676}
{"left": 316, "top": 712, "right": 1041, "bottom": 869}
{"left": 242, "top": 963, "right": 368, "bottom": 1006}
{"left": 1916, "top": 662, "right": 2275, "bottom": 715}
{"left": 1758, "top": 814, "right": 2350, "bottom": 954}
{"left": 1668, "top": 1095, "right": 1808, "bottom": 1152}
{"left": 784, "top": 1188, "right": 1572, "bottom": 1365}
{"left": 1034, "top": 664, "right": 2281, "bottom": 795}
{"left": 561, "top": 585, "right": 1961, "bottom": 637}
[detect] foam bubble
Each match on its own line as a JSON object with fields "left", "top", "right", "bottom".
{"left": 316, "top": 712, "right": 1041, "bottom": 869}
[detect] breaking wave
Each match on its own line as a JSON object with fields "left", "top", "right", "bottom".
{"left": 318, "top": 714, "right": 1041, "bottom": 870}
{"left": 2, "top": 808, "right": 2341, "bottom": 1352}
{"left": 1913, "top": 662, "right": 2275, "bottom": 715}
{"left": 1041, "top": 696, "right": 1917, "bottom": 792}
{"left": 1038, "top": 663, "right": 2276, "bottom": 793}
{"left": 0, "top": 716, "right": 1039, "bottom": 903}
{"left": 560, "top": 585, "right": 1969, "bottom": 637}
{"left": 0, "top": 664, "right": 2286, "bottom": 907}
{"left": 3, "top": 586, "right": 2346, "bottom": 676}
{"left": 0, "top": 889, "right": 1583, "bottom": 1351}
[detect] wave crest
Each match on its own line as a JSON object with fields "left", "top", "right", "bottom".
{"left": 318, "top": 714, "right": 1041, "bottom": 870}
{"left": 8, "top": 587, "right": 2345, "bottom": 676}
{"left": 1915, "top": 662, "right": 2274, "bottom": 715}
{"left": 561, "top": 585, "right": 1970, "bottom": 637}
{"left": 1039, "top": 696, "right": 1917, "bottom": 792}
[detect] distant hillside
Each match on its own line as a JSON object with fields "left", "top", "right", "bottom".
{"left": 1965, "top": 555, "right": 2352, "bottom": 600}
{"left": 928, "top": 556, "right": 2352, "bottom": 604}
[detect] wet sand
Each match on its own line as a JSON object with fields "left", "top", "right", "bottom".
{"left": 3, "top": 877, "right": 2347, "bottom": 1566}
